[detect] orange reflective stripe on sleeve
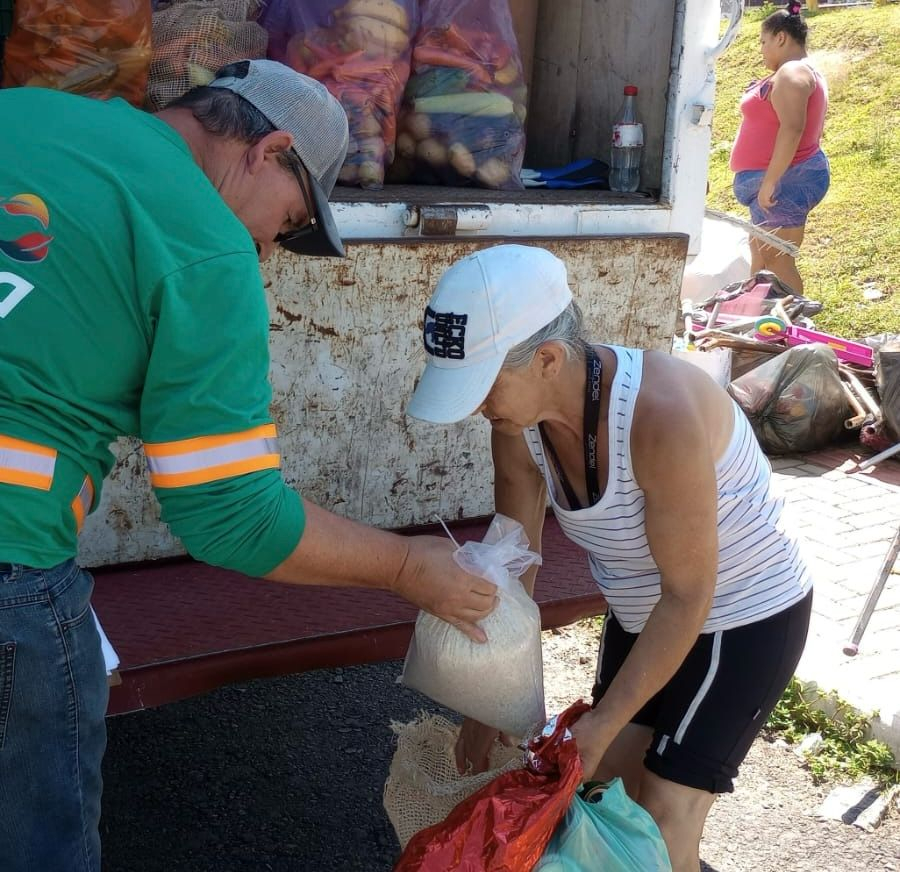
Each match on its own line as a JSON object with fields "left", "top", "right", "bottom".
{"left": 0, "top": 434, "right": 57, "bottom": 491}
{"left": 71, "top": 476, "right": 94, "bottom": 534}
{"left": 143, "top": 424, "right": 281, "bottom": 489}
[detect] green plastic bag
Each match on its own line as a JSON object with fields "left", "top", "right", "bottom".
{"left": 534, "top": 778, "right": 672, "bottom": 872}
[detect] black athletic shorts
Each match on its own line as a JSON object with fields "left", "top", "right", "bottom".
{"left": 591, "top": 590, "right": 812, "bottom": 794}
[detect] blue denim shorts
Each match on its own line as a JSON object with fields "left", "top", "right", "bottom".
{"left": 733, "top": 150, "right": 830, "bottom": 229}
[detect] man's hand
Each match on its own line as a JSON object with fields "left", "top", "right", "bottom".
{"left": 454, "top": 717, "right": 514, "bottom": 774}
{"left": 392, "top": 535, "right": 498, "bottom": 643}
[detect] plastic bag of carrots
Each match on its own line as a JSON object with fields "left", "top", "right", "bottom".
{"left": 261, "top": 0, "right": 417, "bottom": 190}
{"left": 146, "top": 0, "right": 268, "bottom": 110}
{"left": 1, "top": 0, "right": 152, "bottom": 106}
{"left": 389, "top": 0, "right": 527, "bottom": 190}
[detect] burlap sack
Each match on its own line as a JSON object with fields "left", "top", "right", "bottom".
{"left": 383, "top": 712, "right": 524, "bottom": 849}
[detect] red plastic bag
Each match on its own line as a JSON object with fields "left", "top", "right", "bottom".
{"left": 394, "top": 701, "right": 590, "bottom": 872}
{"left": 260, "top": 0, "right": 417, "bottom": 189}
{"left": 389, "top": 0, "right": 527, "bottom": 190}
{"left": 1, "top": 0, "right": 152, "bottom": 106}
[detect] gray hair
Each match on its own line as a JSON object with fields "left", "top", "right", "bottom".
{"left": 502, "top": 300, "right": 587, "bottom": 369}
{"left": 166, "top": 74, "right": 302, "bottom": 174}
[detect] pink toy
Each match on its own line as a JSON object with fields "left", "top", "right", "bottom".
{"left": 783, "top": 326, "right": 874, "bottom": 368}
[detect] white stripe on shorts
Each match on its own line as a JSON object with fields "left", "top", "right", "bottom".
{"left": 674, "top": 631, "right": 723, "bottom": 745}
{"left": 595, "top": 617, "right": 609, "bottom": 686}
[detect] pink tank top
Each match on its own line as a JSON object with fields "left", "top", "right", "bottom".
{"left": 730, "top": 66, "right": 827, "bottom": 172}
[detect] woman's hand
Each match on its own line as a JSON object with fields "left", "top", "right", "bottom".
{"left": 570, "top": 709, "right": 616, "bottom": 784}
{"left": 758, "top": 176, "right": 778, "bottom": 212}
{"left": 454, "top": 718, "right": 515, "bottom": 774}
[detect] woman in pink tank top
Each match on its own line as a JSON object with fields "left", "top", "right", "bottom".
{"left": 730, "top": 2, "right": 829, "bottom": 294}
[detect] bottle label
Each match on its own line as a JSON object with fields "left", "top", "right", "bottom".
{"left": 613, "top": 123, "right": 644, "bottom": 148}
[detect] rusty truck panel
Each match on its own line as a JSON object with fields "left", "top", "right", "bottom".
{"left": 79, "top": 235, "right": 687, "bottom": 567}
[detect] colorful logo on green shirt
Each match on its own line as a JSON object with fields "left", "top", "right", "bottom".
{"left": 0, "top": 194, "right": 53, "bottom": 263}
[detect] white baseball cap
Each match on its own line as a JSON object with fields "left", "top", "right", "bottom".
{"left": 406, "top": 245, "right": 573, "bottom": 424}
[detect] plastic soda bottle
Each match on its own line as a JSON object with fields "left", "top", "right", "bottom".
{"left": 610, "top": 85, "right": 643, "bottom": 193}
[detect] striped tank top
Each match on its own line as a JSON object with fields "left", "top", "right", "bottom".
{"left": 523, "top": 346, "right": 812, "bottom": 634}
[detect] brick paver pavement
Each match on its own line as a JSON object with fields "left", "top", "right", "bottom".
{"left": 771, "top": 446, "right": 900, "bottom": 760}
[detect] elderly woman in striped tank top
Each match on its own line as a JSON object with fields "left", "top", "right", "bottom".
{"left": 730, "top": 2, "right": 829, "bottom": 294}
{"left": 407, "top": 245, "right": 813, "bottom": 872}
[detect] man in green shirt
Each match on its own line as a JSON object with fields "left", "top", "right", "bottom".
{"left": 0, "top": 60, "right": 496, "bottom": 872}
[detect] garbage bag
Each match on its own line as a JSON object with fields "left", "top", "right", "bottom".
{"left": 401, "top": 514, "right": 545, "bottom": 737}
{"left": 728, "top": 344, "right": 849, "bottom": 455}
{"left": 389, "top": 0, "right": 527, "bottom": 189}
{"left": 261, "top": 0, "right": 416, "bottom": 189}
{"left": 861, "top": 332, "right": 900, "bottom": 352}
{"left": 876, "top": 341, "right": 900, "bottom": 441}
{"left": 145, "top": 0, "right": 268, "bottom": 110}
{"left": 534, "top": 779, "right": 672, "bottom": 872}
{"left": 394, "top": 701, "right": 590, "bottom": 872}
{"left": 1, "top": 0, "right": 152, "bottom": 105}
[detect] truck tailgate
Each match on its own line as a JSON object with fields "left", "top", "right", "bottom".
{"left": 94, "top": 514, "right": 606, "bottom": 716}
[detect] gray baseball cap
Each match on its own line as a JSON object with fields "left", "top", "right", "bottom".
{"left": 209, "top": 59, "right": 350, "bottom": 258}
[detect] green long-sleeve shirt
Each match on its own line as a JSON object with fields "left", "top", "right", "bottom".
{"left": 0, "top": 88, "right": 304, "bottom": 575}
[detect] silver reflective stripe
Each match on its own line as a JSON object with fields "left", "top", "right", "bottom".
{"left": 674, "top": 631, "right": 723, "bottom": 745}
{"left": 145, "top": 437, "right": 279, "bottom": 476}
{"left": 75, "top": 477, "right": 92, "bottom": 513}
{"left": 0, "top": 445, "right": 56, "bottom": 478}
{"left": 657, "top": 734, "right": 669, "bottom": 755}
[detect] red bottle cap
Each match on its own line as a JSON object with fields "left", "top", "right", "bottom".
{"left": 624, "top": 85, "right": 638, "bottom": 95}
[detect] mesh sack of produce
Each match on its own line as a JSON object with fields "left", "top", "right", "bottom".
{"left": 146, "top": 0, "right": 268, "bottom": 110}
{"left": 401, "top": 514, "right": 545, "bottom": 738}
{"left": 383, "top": 712, "right": 524, "bottom": 849}
{"left": 260, "top": 0, "right": 416, "bottom": 189}
{"left": 727, "top": 344, "right": 849, "bottom": 455}
{"left": 1, "top": 0, "right": 152, "bottom": 106}
{"left": 388, "top": 0, "right": 527, "bottom": 190}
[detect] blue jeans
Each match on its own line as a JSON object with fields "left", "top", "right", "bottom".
{"left": 0, "top": 560, "right": 107, "bottom": 872}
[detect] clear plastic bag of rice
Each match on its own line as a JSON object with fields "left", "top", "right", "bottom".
{"left": 400, "top": 514, "right": 545, "bottom": 737}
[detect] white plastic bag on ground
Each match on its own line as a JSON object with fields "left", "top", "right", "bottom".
{"left": 383, "top": 712, "right": 524, "bottom": 849}
{"left": 400, "top": 514, "right": 545, "bottom": 737}
{"left": 673, "top": 346, "right": 732, "bottom": 388}
{"left": 681, "top": 217, "right": 751, "bottom": 302}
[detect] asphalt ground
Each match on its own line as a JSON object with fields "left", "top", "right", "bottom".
{"left": 101, "top": 661, "right": 440, "bottom": 872}
{"left": 100, "top": 649, "right": 900, "bottom": 872}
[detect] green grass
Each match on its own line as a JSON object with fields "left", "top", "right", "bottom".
{"left": 766, "top": 678, "right": 899, "bottom": 787}
{"left": 708, "top": 5, "right": 900, "bottom": 337}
